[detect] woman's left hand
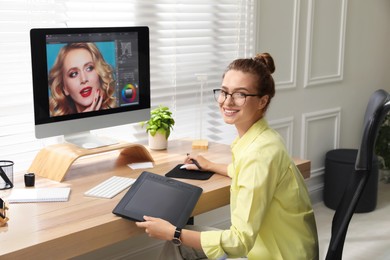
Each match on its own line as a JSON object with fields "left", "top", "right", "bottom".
{"left": 135, "top": 216, "right": 175, "bottom": 241}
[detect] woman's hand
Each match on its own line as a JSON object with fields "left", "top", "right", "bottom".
{"left": 135, "top": 216, "right": 175, "bottom": 241}
{"left": 185, "top": 154, "right": 229, "bottom": 176}
{"left": 83, "top": 88, "right": 103, "bottom": 112}
{"left": 184, "top": 154, "right": 210, "bottom": 171}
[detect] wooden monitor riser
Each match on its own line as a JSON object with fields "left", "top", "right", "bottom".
{"left": 28, "top": 142, "right": 154, "bottom": 182}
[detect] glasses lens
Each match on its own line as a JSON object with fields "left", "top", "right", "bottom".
{"left": 232, "top": 93, "right": 245, "bottom": 106}
{"left": 213, "top": 89, "right": 224, "bottom": 104}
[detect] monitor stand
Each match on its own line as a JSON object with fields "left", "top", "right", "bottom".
{"left": 64, "top": 132, "right": 119, "bottom": 149}
{"left": 28, "top": 141, "right": 154, "bottom": 182}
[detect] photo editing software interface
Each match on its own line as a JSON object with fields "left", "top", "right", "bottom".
{"left": 46, "top": 31, "right": 140, "bottom": 117}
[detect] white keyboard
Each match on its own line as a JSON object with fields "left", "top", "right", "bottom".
{"left": 84, "top": 176, "right": 136, "bottom": 199}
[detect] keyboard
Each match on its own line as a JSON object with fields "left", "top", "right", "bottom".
{"left": 84, "top": 176, "right": 136, "bottom": 199}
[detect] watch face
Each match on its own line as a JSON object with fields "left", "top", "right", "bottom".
{"left": 172, "top": 238, "right": 182, "bottom": 246}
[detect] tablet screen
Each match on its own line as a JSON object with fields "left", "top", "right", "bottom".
{"left": 113, "top": 171, "right": 203, "bottom": 228}
{"left": 124, "top": 179, "right": 192, "bottom": 220}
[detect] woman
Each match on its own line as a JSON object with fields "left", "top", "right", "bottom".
{"left": 136, "top": 53, "right": 319, "bottom": 259}
{"left": 48, "top": 42, "right": 117, "bottom": 116}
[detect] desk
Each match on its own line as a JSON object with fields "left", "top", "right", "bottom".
{"left": 0, "top": 140, "right": 310, "bottom": 259}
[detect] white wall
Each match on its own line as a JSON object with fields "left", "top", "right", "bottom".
{"left": 78, "top": 1, "right": 390, "bottom": 259}
{"left": 257, "top": 0, "right": 390, "bottom": 202}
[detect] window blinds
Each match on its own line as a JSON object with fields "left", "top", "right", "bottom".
{"left": 0, "top": 0, "right": 68, "bottom": 172}
{"left": 0, "top": 0, "right": 255, "bottom": 172}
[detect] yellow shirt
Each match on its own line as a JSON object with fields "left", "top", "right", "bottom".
{"left": 201, "top": 118, "right": 319, "bottom": 259}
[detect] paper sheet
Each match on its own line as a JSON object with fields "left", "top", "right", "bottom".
{"left": 6, "top": 188, "right": 71, "bottom": 203}
{"left": 127, "top": 162, "right": 154, "bottom": 170}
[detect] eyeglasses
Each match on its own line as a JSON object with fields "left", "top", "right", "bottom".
{"left": 213, "top": 89, "right": 262, "bottom": 106}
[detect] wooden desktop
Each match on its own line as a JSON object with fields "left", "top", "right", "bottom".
{"left": 0, "top": 140, "right": 310, "bottom": 259}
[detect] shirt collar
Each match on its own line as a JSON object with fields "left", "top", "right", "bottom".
{"left": 231, "top": 117, "right": 269, "bottom": 153}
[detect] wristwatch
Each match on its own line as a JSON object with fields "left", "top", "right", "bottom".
{"left": 172, "top": 227, "right": 182, "bottom": 246}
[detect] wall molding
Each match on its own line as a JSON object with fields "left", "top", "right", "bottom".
{"left": 269, "top": 116, "right": 294, "bottom": 154}
{"left": 276, "top": 0, "right": 300, "bottom": 90}
{"left": 256, "top": 0, "right": 300, "bottom": 90}
{"left": 303, "top": 0, "right": 348, "bottom": 87}
{"left": 300, "top": 108, "right": 341, "bottom": 173}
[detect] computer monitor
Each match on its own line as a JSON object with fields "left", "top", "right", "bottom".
{"left": 30, "top": 26, "right": 150, "bottom": 149}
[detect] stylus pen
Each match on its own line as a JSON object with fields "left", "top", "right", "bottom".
{"left": 187, "top": 153, "right": 202, "bottom": 170}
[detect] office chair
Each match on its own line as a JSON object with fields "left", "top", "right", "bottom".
{"left": 325, "top": 89, "right": 390, "bottom": 260}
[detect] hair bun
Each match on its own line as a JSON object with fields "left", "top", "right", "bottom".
{"left": 254, "top": 53, "right": 275, "bottom": 74}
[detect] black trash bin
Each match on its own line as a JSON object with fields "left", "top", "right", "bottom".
{"left": 323, "top": 149, "right": 378, "bottom": 213}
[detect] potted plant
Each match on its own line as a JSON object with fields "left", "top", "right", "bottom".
{"left": 375, "top": 112, "right": 390, "bottom": 183}
{"left": 141, "top": 105, "right": 175, "bottom": 150}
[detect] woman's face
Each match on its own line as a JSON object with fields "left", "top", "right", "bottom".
{"left": 62, "top": 48, "right": 101, "bottom": 112}
{"left": 219, "top": 70, "right": 268, "bottom": 136}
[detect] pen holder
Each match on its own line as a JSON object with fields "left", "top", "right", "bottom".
{"left": 0, "top": 160, "right": 14, "bottom": 190}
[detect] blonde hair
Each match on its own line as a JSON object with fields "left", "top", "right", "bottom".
{"left": 48, "top": 42, "right": 117, "bottom": 116}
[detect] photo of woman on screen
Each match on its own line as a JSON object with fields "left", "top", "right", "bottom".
{"left": 48, "top": 42, "right": 117, "bottom": 116}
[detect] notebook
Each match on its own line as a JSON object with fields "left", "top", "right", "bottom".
{"left": 113, "top": 171, "right": 203, "bottom": 228}
{"left": 7, "top": 187, "right": 71, "bottom": 203}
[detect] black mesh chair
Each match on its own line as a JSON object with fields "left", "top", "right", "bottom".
{"left": 325, "top": 89, "right": 390, "bottom": 260}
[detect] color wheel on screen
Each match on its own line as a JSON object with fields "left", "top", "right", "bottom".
{"left": 121, "top": 83, "right": 137, "bottom": 103}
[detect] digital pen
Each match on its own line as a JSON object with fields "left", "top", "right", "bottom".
{"left": 190, "top": 159, "right": 201, "bottom": 170}
{"left": 186, "top": 153, "right": 202, "bottom": 170}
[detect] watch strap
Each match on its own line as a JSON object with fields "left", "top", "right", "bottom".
{"left": 174, "top": 227, "right": 182, "bottom": 239}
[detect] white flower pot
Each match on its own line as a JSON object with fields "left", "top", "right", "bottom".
{"left": 148, "top": 132, "right": 168, "bottom": 150}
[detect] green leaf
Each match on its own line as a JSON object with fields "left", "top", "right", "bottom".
{"left": 140, "top": 105, "right": 175, "bottom": 137}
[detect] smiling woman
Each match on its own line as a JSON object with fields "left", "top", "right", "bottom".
{"left": 48, "top": 42, "right": 117, "bottom": 116}
{"left": 135, "top": 53, "right": 319, "bottom": 260}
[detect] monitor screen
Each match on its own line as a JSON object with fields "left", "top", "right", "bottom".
{"left": 30, "top": 26, "right": 150, "bottom": 148}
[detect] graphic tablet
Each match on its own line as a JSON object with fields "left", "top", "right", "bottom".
{"left": 113, "top": 171, "right": 203, "bottom": 228}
